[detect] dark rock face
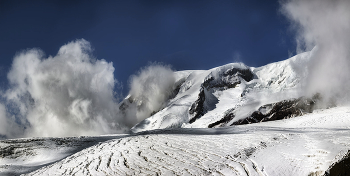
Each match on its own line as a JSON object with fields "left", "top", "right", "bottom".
{"left": 189, "top": 67, "right": 255, "bottom": 123}
{"left": 324, "top": 150, "right": 350, "bottom": 176}
{"left": 231, "top": 94, "right": 321, "bottom": 125}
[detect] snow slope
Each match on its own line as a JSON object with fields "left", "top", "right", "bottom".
{"left": 22, "top": 106, "right": 350, "bottom": 175}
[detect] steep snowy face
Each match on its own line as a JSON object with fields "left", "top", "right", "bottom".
{"left": 252, "top": 50, "right": 312, "bottom": 92}
{"left": 188, "top": 64, "right": 255, "bottom": 124}
{"left": 130, "top": 69, "right": 209, "bottom": 132}
{"left": 131, "top": 51, "right": 312, "bottom": 133}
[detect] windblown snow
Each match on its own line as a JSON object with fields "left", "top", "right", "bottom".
{"left": 1, "top": 50, "right": 350, "bottom": 175}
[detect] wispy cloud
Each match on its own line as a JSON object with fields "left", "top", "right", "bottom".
{"left": 121, "top": 63, "right": 176, "bottom": 127}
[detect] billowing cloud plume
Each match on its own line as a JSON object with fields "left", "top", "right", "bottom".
{"left": 2, "top": 39, "right": 127, "bottom": 138}
{"left": 121, "top": 64, "right": 176, "bottom": 127}
{"left": 0, "top": 39, "right": 178, "bottom": 139}
{"left": 281, "top": 0, "right": 350, "bottom": 104}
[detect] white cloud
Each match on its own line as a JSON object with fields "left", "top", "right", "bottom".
{"left": 3, "top": 39, "right": 127, "bottom": 138}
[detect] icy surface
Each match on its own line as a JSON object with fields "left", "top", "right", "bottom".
{"left": 10, "top": 106, "right": 350, "bottom": 176}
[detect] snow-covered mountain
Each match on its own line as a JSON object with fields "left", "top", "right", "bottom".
{"left": 130, "top": 50, "right": 312, "bottom": 133}
{"left": 1, "top": 50, "right": 350, "bottom": 175}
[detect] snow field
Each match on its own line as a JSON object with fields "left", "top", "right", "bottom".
{"left": 25, "top": 107, "right": 350, "bottom": 176}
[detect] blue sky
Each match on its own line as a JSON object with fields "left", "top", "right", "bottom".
{"left": 0, "top": 0, "right": 296, "bottom": 95}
